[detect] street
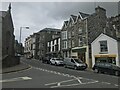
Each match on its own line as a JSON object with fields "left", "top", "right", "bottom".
{"left": 2, "top": 57, "right": 120, "bottom": 88}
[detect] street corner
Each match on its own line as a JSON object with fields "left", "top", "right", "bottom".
{"left": 2, "top": 63, "right": 31, "bottom": 74}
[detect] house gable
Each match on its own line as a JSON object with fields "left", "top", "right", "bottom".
{"left": 91, "top": 33, "right": 117, "bottom": 45}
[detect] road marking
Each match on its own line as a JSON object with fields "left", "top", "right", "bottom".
{"left": 114, "top": 84, "right": 118, "bottom": 87}
{"left": 0, "top": 76, "right": 32, "bottom": 83}
{"left": 101, "top": 82, "right": 111, "bottom": 85}
{"left": 45, "top": 77, "right": 99, "bottom": 88}
{"left": 45, "top": 78, "right": 76, "bottom": 86}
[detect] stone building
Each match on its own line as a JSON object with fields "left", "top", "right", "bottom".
{"left": 31, "top": 33, "right": 40, "bottom": 59}
{"left": 109, "top": 14, "right": 120, "bottom": 38}
{"left": 61, "top": 6, "right": 117, "bottom": 68}
{"left": 38, "top": 28, "right": 60, "bottom": 60}
{"left": 1, "top": 4, "right": 20, "bottom": 68}
{"left": 14, "top": 40, "right": 24, "bottom": 56}
{"left": 46, "top": 34, "right": 61, "bottom": 58}
{"left": 24, "top": 35, "right": 33, "bottom": 59}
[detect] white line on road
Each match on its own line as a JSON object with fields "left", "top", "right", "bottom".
{"left": 101, "top": 82, "right": 111, "bottom": 85}
{"left": 0, "top": 76, "right": 32, "bottom": 83}
{"left": 114, "top": 84, "right": 119, "bottom": 87}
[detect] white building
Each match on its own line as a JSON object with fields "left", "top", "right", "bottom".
{"left": 47, "top": 37, "right": 61, "bottom": 58}
{"left": 91, "top": 33, "right": 120, "bottom": 67}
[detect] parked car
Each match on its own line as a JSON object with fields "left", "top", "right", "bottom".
{"left": 41, "top": 57, "right": 50, "bottom": 64}
{"left": 92, "top": 62, "right": 120, "bottom": 76}
{"left": 63, "top": 58, "right": 87, "bottom": 70}
{"left": 50, "top": 58, "right": 64, "bottom": 66}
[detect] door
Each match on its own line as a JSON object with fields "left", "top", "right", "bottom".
{"left": 70, "top": 59, "right": 75, "bottom": 68}
{"left": 51, "top": 59, "right": 55, "bottom": 64}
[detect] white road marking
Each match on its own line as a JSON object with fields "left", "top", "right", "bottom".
{"left": 114, "top": 84, "right": 118, "bottom": 87}
{"left": 45, "top": 77, "right": 99, "bottom": 88}
{"left": 45, "top": 82, "right": 58, "bottom": 86}
{"left": 0, "top": 76, "right": 32, "bottom": 83}
{"left": 101, "top": 82, "right": 111, "bottom": 85}
{"left": 22, "top": 61, "right": 116, "bottom": 88}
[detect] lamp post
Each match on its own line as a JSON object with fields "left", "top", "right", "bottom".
{"left": 19, "top": 27, "right": 29, "bottom": 43}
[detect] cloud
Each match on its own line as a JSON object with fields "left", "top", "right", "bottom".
{"left": 2, "top": 2, "right": 118, "bottom": 44}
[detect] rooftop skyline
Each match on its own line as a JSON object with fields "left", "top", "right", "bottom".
{"left": 1, "top": 2, "right": 119, "bottom": 45}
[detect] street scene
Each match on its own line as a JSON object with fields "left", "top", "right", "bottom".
{"left": 1, "top": 1, "right": 120, "bottom": 89}
{"left": 1, "top": 57, "right": 120, "bottom": 88}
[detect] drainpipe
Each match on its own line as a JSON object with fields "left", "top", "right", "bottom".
{"left": 85, "top": 18, "right": 90, "bottom": 68}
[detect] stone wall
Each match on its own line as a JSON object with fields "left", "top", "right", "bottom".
{"left": 2, "top": 55, "right": 20, "bottom": 68}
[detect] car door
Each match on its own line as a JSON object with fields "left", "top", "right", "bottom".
{"left": 70, "top": 59, "right": 75, "bottom": 68}
{"left": 51, "top": 58, "right": 55, "bottom": 64}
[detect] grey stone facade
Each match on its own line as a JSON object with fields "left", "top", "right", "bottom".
{"left": 14, "top": 40, "right": 24, "bottom": 56}
{"left": 109, "top": 14, "right": 120, "bottom": 38}
{"left": 31, "top": 33, "right": 40, "bottom": 59}
{"left": 24, "top": 35, "right": 33, "bottom": 59}
{"left": 46, "top": 34, "right": 61, "bottom": 58}
{"left": 1, "top": 4, "right": 20, "bottom": 68}
{"left": 38, "top": 28, "right": 60, "bottom": 60}
{"left": 61, "top": 6, "right": 117, "bottom": 68}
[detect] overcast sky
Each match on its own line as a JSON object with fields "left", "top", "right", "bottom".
{"left": 1, "top": 2, "right": 119, "bottom": 45}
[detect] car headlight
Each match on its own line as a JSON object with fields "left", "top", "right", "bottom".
{"left": 76, "top": 63, "right": 81, "bottom": 66}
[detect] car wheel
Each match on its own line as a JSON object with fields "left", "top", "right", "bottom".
{"left": 50, "top": 62, "right": 52, "bottom": 65}
{"left": 64, "top": 64, "right": 67, "bottom": 68}
{"left": 94, "top": 68, "right": 99, "bottom": 73}
{"left": 55, "top": 62, "right": 57, "bottom": 66}
{"left": 115, "top": 71, "right": 119, "bottom": 76}
{"left": 74, "top": 66, "right": 77, "bottom": 70}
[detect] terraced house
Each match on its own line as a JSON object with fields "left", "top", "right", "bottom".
{"left": 61, "top": 6, "right": 117, "bottom": 68}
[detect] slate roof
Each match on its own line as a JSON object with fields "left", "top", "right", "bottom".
{"left": 70, "top": 15, "right": 77, "bottom": 22}
{"left": 64, "top": 21, "right": 68, "bottom": 26}
{"left": 92, "top": 33, "right": 120, "bottom": 44}
{"left": 40, "top": 28, "right": 61, "bottom": 32}
{"left": 79, "top": 12, "right": 89, "bottom": 19}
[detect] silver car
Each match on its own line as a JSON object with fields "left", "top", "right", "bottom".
{"left": 64, "top": 58, "right": 87, "bottom": 70}
{"left": 50, "top": 58, "right": 64, "bottom": 66}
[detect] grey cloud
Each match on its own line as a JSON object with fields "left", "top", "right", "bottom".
{"left": 2, "top": 2, "right": 119, "bottom": 44}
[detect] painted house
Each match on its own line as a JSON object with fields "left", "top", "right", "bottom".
{"left": 91, "top": 33, "right": 120, "bottom": 67}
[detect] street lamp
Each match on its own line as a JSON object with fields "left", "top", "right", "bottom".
{"left": 19, "top": 27, "right": 29, "bottom": 43}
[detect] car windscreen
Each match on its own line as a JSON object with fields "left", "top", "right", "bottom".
{"left": 56, "top": 59, "right": 63, "bottom": 61}
{"left": 74, "top": 59, "right": 83, "bottom": 63}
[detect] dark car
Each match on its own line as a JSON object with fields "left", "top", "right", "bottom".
{"left": 92, "top": 62, "right": 120, "bottom": 76}
{"left": 41, "top": 57, "right": 50, "bottom": 64}
{"left": 63, "top": 58, "right": 87, "bottom": 70}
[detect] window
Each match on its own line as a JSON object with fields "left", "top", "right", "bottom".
{"left": 33, "top": 38, "right": 35, "bottom": 43}
{"left": 72, "top": 40, "right": 75, "bottom": 47}
{"left": 72, "top": 31, "right": 75, "bottom": 36}
{"left": 79, "top": 28, "right": 82, "bottom": 34}
{"left": 79, "top": 37, "right": 83, "bottom": 46}
{"left": 99, "top": 41, "right": 108, "bottom": 53}
{"left": 47, "top": 42, "right": 50, "bottom": 47}
{"left": 71, "top": 59, "right": 75, "bottom": 63}
{"left": 61, "top": 31, "right": 67, "bottom": 40}
{"left": 68, "top": 32, "right": 71, "bottom": 38}
{"left": 62, "top": 41, "right": 67, "bottom": 49}
{"left": 68, "top": 40, "right": 71, "bottom": 48}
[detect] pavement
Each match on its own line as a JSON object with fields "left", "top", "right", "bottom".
{"left": 0, "top": 62, "right": 31, "bottom": 74}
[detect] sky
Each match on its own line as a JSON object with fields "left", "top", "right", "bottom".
{"left": 1, "top": 1, "right": 119, "bottom": 46}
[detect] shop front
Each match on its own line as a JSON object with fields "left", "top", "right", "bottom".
{"left": 94, "top": 54, "right": 116, "bottom": 65}
{"left": 72, "top": 46, "right": 87, "bottom": 63}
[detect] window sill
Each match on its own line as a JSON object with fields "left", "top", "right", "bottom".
{"left": 99, "top": 52, "right": 108, "bottom": 54}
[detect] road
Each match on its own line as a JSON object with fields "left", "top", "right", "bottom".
{"left": 2, "top": 57, "right": 120, "bottom": 88}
